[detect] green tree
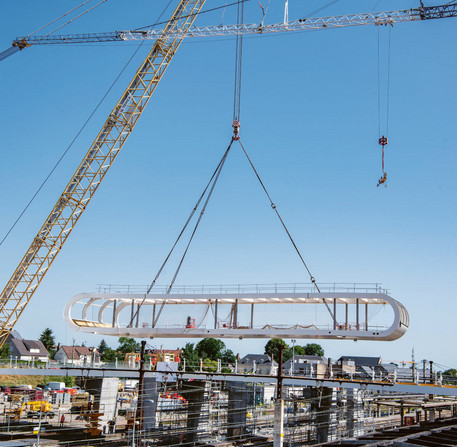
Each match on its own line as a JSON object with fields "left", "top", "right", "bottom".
{"left": 443, "top": 369, "right": 457, "bottom": 384}
{"left": 98, "top": 339, "right": 108, "bottom": 355}
{"left": 196, "top": 338, "right": 226, "bottom": 361}
{"left": 264, "top": 339, "right": 289, "bottom": 363}
{"left": 101, "top": 347, "right": 117, "bottom": 363}
{"left": 202, "top": 359, "right": 218, "bottom": 372}
{"left": 39, "top": 328, "right": 55, "bottom": 351}
{"left": 117, "top": 337, "right": 140, "bottom": 354}
{"left": 64, "top": 376, "right": 75, "bottom": 387}
{"left": 181, "top": 343, "right": 199, "bottom": 371}
{"left": 303, "top": 343, "right": 324, "bottom": 356}
{"left": 0, "top": 343, "right": 10, "bottom": 359}
{"left": 221, "top": 349, "right": 236, "bottom": 365}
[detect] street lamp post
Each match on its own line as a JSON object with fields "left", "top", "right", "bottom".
{"left": 291, "top": 340, "right": 296, "bottom": 375}
{"left": 132, "top": 420, "right": 139, "bottom": 447}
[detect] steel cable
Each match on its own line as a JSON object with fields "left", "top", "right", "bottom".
{"left": 129, "top": 140, "right": 234, "bottom": 328}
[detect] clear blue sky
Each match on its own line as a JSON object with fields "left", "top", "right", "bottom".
{"left": 1, "top": 0, "right": 456, "bottom": 368}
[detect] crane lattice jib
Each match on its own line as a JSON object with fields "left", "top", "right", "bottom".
{"left": 0, "top": 0, "right": 206, "bottom": 348}
{"left": 11, "top": 1, "right": 457, "bottom": 48}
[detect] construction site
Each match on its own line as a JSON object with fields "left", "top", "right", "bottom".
{"left": 1, "top": 0, "right": 457, "bottom": 445}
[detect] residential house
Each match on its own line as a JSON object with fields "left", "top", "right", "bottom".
{"left": 336, "top": 356, "right": 392, "bottom": 379}
{"left": 237, "top": 354, "right": 278, "bottom": 375}
{"left": 7, "top": 331, "right": 49, "bottom": 362}
{"left": 54, "top": 345, "right": 100, "bottom": 366}
{"left": 283, "top": 355, "right": 327, "bottom": 378}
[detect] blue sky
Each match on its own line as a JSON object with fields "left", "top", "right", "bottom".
{"left": 1, "top": 0, "right": 456, "bottom": 367}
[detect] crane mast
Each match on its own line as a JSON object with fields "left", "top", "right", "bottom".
{"left": 0, "top": 0, "right": 206, "bottom": 348}
{"left": 9, "top": 1, "right": 457, "bottom": 49}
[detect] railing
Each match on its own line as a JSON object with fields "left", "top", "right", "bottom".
{"left": 96, "top": 282, "right": 389, "bottom": 295}
{"left": 78, "top": 321, "right": 389, "bottom": 332}
{"left": 1, "top": 357, "right": 456, "bottom": 389}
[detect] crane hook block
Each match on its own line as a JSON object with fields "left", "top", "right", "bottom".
{"left": 232, "top": 120, "right": 240, "bottom": 140}
{"left": 377, "top": 172, "right": 387, "bottom": 188}
{"left": 379, "top": 136, "right": 388, "bottom": 146}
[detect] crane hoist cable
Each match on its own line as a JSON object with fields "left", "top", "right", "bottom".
{"left": 236, "top": 138, "right": 337, "bottom": 323}
{"left": 134, "top": 0, "right": 251, "bottom": 32}
{"left": 0, "top": 1, "right": 174, "bottom": 249}
{"left": 237, "top": 140, "right": 319, "bottom": 291}
{"left": 151, "top": 142, "right": 233, "bottom": 328}
{"left": 231, "top": 0, "right": 245, "bottom": 140}
{"left": 128, "top": 141, "right": 234, "bottom": 328}
{"left": 131, "top": 0, "right": 334, "bottom": 329}
{"left": 39, "top": 0, "right": 110, "bottom": 40}
{"left": 0, "top": 42, "right": 145, "bottom": 249}
{"left": 229, "top": 0, "right": 335, "bottom": 323}
{"left": 376, "top": 23, "right": 392, "bottom": 188}
{"left": 24, "top": 0, "right": 95, "bottom": 39}
{"left": 233, "top": 0, "right": 245, "bottom": 124}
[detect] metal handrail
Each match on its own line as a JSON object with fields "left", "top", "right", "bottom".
{"left": 96, "top": 282, "right": 389, "bottom": 295}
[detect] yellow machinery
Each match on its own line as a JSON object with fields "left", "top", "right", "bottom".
{"left": 0, "top": 0, "right": 206, "bottom": 347}
{"left": 71, "top": 393, "right": 93, "bottom": 413}
{"left": 5, "top": 402, "right": 26, "bottom": 420}
{"left": 27, "top": 401, "right": 52, "bottom": 412}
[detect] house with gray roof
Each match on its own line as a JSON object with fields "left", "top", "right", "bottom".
{"left": 237, "top": 354, "right": 278, "bottom": 376}
{"left": 337, "top": 356, "right": 399, "bottom": 379}
{"left": 8, "top": 334, "right": 49, "bottom": 362}
{"left": 283, "top": 355, "right": 327, "bottom": 377}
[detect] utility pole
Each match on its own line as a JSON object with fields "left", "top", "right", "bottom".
{"left": 135, "top": 340, "right": 146, "bottom": 447}
{"left": 274, "top": 344, "right": 284, "bottom": 447}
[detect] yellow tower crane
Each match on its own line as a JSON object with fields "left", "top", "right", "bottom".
{"left": 0, "top": 0, "right": 207, "bottom": 348}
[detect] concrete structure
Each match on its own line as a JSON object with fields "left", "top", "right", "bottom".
{"left": 84, "top": 377, "right": 119, "bottom": 433}
{"left": 346, "top": 388, "right": 365, "bottom": 438}
{"left": 227, "top": 382, "right": 249, "bottom": 440}
{"left": 182, "top": 380, "right": 206, "bottom": 444}
{"left": 141, "top": 377, "right": 159, "bottom": 432}
{"left": 304, "top": 386, "right": 338, "bottom": 443}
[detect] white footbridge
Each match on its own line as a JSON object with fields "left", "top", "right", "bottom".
{"left": 64, "top": 283, "right": 409, "bottom": 341}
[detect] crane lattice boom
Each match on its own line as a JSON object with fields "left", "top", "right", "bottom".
{"left": 0, "top": 0, "right": 207, "bottom": 348}
{"left": 11, "top": 1, "right": 457, "bottom": 49}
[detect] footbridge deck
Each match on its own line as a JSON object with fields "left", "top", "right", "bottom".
{"left": 64, "top": 283, "right": 409, "bottom": 341}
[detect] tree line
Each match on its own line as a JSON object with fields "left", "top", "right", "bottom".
{"left": 5, "top": 328, "right": 325, "bottom": 369}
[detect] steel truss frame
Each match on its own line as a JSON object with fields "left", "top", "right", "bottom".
{"left": 11, "top": 2, "right": 457, "bottom": 48}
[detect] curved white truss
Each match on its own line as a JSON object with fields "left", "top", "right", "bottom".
{"left": 64, "top": 290, "right": 409, "bottom": 341}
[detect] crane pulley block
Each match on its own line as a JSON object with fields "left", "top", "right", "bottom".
{"left": 232, "top": 120, "right": 240, "bottom": 140}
